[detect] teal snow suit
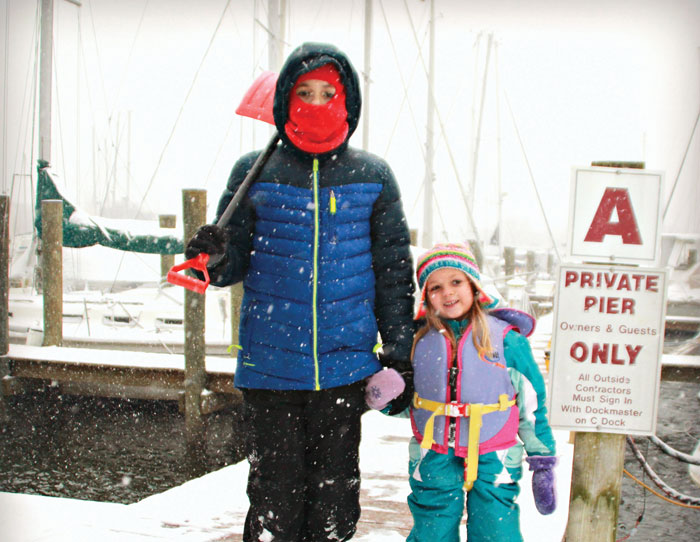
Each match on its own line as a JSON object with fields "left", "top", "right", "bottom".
{"left": 407, "top": 311, "right": 556, "bottom": 542}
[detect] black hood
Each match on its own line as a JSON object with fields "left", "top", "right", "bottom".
{"left": 273, "top": 42, "right": 361, "bottom": 151}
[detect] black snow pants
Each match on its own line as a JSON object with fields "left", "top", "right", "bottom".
{"left": 241, "top": 380, "right": 365, "bottom": 542}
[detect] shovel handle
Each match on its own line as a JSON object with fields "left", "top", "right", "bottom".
{"left": 166, "top": 253, "right": 211, "bottom": 294}
{"left": 168, "top": 132, "right": 279, "bottom": 293}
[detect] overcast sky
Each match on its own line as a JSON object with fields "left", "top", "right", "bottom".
{"left": 1, "top": 0, "right": 699, "bottom": 259}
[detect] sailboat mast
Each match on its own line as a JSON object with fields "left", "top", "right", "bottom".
{"left": 495, "top": 40, "right": 503, "bottom": 256}
{"left": 267, "top": 0, "right": 286, "bottom": 71}
{"left": 38, "top": 0, "right": 54, "bottom": 164}
{"left": 421, "top": 0, "right": 435, "bottom": 248}
{"left": 469, "top": 32, "right": 493, "bottom": 221}
{"left": 362, "top": 0, "right": 373, "bottom": 151}
{"left": 38, "top": 0, "right": 82, "bottom": 165}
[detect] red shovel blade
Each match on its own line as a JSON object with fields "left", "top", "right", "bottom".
{"left": 235, "top": 70, "right": 277, "bottom": 125}
{"left": 166, "top": 253, "right": 211, "bottom": 294}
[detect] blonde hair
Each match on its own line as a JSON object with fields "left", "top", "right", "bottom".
{"left": 412, "top": 283, "right": 493, "bottom": 362}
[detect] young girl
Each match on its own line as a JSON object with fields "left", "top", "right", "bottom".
{"left": 407, "top": 242, "right": 557, "bottom": 542}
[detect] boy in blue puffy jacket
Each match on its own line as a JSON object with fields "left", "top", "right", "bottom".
{"left": 186, "top": 42, "right": 415, "bottom": 541}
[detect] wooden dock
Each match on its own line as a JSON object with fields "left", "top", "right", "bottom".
{"left": 0, "top": 344, "right": 239, "bottom": 415}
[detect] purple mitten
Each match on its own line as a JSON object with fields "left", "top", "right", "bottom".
{"left": 365, "top": 368, "right": 406, "bottom": 410}
{"left": 526, "top": 456, "right": 558, "bottom": 515}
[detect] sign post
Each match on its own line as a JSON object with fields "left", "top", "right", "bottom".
{"left": 551, "top": 163, "right": 665, "bottom": 542}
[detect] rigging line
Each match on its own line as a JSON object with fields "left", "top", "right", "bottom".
{"left": 29, "top": 2, "right": 41, "bottom": 229}
{"left": 134, "top": 0, "right": 233, "bottom": 220}
{"left": 108, "top": 0, "right": 150, "bottom": 116}
{"left": 617, "top": 452, "right": 647, "bottom": 542}
{"left": 433, "top": 193, "right": 450, "bottom": 241}
{"left": 306, "top": 0, "right": 326, "bottom": 34}
{"left": 28, "top": 2, "right": 41, "bottom": 239}
{"left": 52, "top": 25, "right": 69, "bottom": 195}
{"left": 377, "top": 0, "right": 426, "bottom": 162}
{"left": 86, "top": 0, "right": 110, "bottom": 135}
{"left": 203, "top": 114, "right": 236, "bottom": 189}
{"left": 434, "top": 35, "right": 475, "bottom": 149}
{"left": 648, "top": 434, "right": 700, "bottom": 465}
{"left": 623, "top": 469, "right": 700, "bottom": 510}
{"left": 430, "top": 34, "right": 489, "bottom": 241}
{"left": 76, "top": 11, "right": 102, "bottom": 204}
{"left": 254, "top": 0, "right": 290, "bottom": 50}
{"left": 85, "top": 0, "right": 121, "bottom": 213}
{"left": 626, "top": 436, "right": 700, "bottom": 506}
{"left": 409, "top": 180, "right": 448, "bottom": 244}
{"left": 503, "top": 89, "right": 561, "bottom": 262}
{"left": 471, "top": 32, "right": 483, "bottom": 149}
{"left": 12, "top": 1, "right": 40, "bottom": 181}
{"left": 379, "top": 49, "right": 424, "bottom": 162}
{"left": 663, "top": 107, "right": 700, "bottom": 220}
{"left": 410, "top": 181, "right": 424, "bottom": 215}
{"left": 345, "top": 0, "right": 357, "bottom": 36}
{"left": 400, "top": 0, "right": 486, "bottom": 270}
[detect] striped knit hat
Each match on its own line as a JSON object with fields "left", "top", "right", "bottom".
{"left": 415, "top": 242, "right": 497, "bottom": 319}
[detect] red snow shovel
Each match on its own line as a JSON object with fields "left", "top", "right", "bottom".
{"left": 167, "top": 71, "right": 279, "bottom": 294}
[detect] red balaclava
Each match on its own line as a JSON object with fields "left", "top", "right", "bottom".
{"left": 285, "top": 63, "right": 349, "bottom": 154}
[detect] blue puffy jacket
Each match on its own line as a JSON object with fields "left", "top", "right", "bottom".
{"left": 209, "top": 43, "right": 416, "bottom": 390}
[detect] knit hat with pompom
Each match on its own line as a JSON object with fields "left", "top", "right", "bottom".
{"left": 415, "top": 242, "right": 498, "bottom": 319}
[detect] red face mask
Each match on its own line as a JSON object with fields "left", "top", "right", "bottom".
{"left": 285, "top": 64, "right": 349, "bottom": 154}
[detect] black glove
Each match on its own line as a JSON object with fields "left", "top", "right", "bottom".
{"left": 185, "top": 224, "right": 228, "bottom": 267}
{"left": 385, "top": 368, "right": 414, "bottom": 416}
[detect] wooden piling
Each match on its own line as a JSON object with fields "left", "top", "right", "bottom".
{"left": 159, "top": 214, "right": 176, "bottom": 281}
{"left": 504, "top": 246, "right": 515, "bottom": 277}
{"left": 0, "top": 196, "right": 9, "bottom": 421}
{"left": 526, "top": 250, "right": 536, "bottom": 275}
{"left": 41, "top": 199, "right": 62, "bottom": 346}
{"left": 468, "top": 239, "right": 483, "bottom": 270}
{"left": 547, "top": 252, "right": 555, "bottom": 277}
{"left": 565, "top": 432, "right": 626, "bottom": 542}
{"left": 409, "top": 228, "right": 418, "bottom": 247}
{"left": 182, "top": 190, "right": 207, "bottom": 455}
{"left": 230, "top": 282, "right": 243, "bottom": 347}
{"left": 0, "top": 195, "right": 9, "bottom": 355}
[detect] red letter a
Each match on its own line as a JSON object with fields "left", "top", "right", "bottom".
{"left": 584, "top": 187, "right": 642, "bottom": 244}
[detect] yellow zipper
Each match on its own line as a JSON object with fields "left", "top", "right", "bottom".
{"left": 312, "top": 158, "right": 320, "bottom": 390}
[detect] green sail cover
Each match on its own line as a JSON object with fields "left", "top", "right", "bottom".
{"left": 34, "top": 161, "right": 184, "bottom": 255}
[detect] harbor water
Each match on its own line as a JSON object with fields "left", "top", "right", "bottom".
{"left": 0, "top": 390, "right": 244, "bottom": 503}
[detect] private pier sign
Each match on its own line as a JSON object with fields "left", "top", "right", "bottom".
{"left": 548, "top": 165, "right": 667, "bottom": 435}
{"left": 548, "top": 264, "right": 667, "bottom": 435}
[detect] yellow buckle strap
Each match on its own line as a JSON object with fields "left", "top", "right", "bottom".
{"left": 413, "top": 392, "right": 516, "bottom": 490}
{"left": 464, "top": 403, "right": 483, "bottom": 490}
{"left": 464, "top": 394, "right": 514, "bottom": 490}
{"left": 413, "top": 394, "right": 447, "bottom": 452}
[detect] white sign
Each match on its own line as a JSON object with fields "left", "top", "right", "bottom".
{"left": 548, "top": 263, "right": 667, "bottom": 435}
{"left": 568, "top": 167, "right": 664, "bottom": 265}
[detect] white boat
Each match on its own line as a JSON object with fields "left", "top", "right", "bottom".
{"left": 661, "top": 233, "right": 700, "bottom": 352}
{"left": 8, "top": 282, "right": 234, "bottom": 355}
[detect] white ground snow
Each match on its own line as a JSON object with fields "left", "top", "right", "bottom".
{"left": 1, "top": 410, "right": 573, "bottom": 541}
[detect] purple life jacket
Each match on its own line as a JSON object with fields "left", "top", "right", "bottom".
{"left": 410, "top": 309, "right": 534, "bottom": 457}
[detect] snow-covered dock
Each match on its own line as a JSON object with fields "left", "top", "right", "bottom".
{"left": 1, "top": 344, "right": 237, "bottom": 407}
{"left": 0, "top": 412, "right": 573, "bottom": 542}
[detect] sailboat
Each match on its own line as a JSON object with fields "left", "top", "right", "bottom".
{"left": 5, "top": 0, "right": 235, "bottom": 354}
